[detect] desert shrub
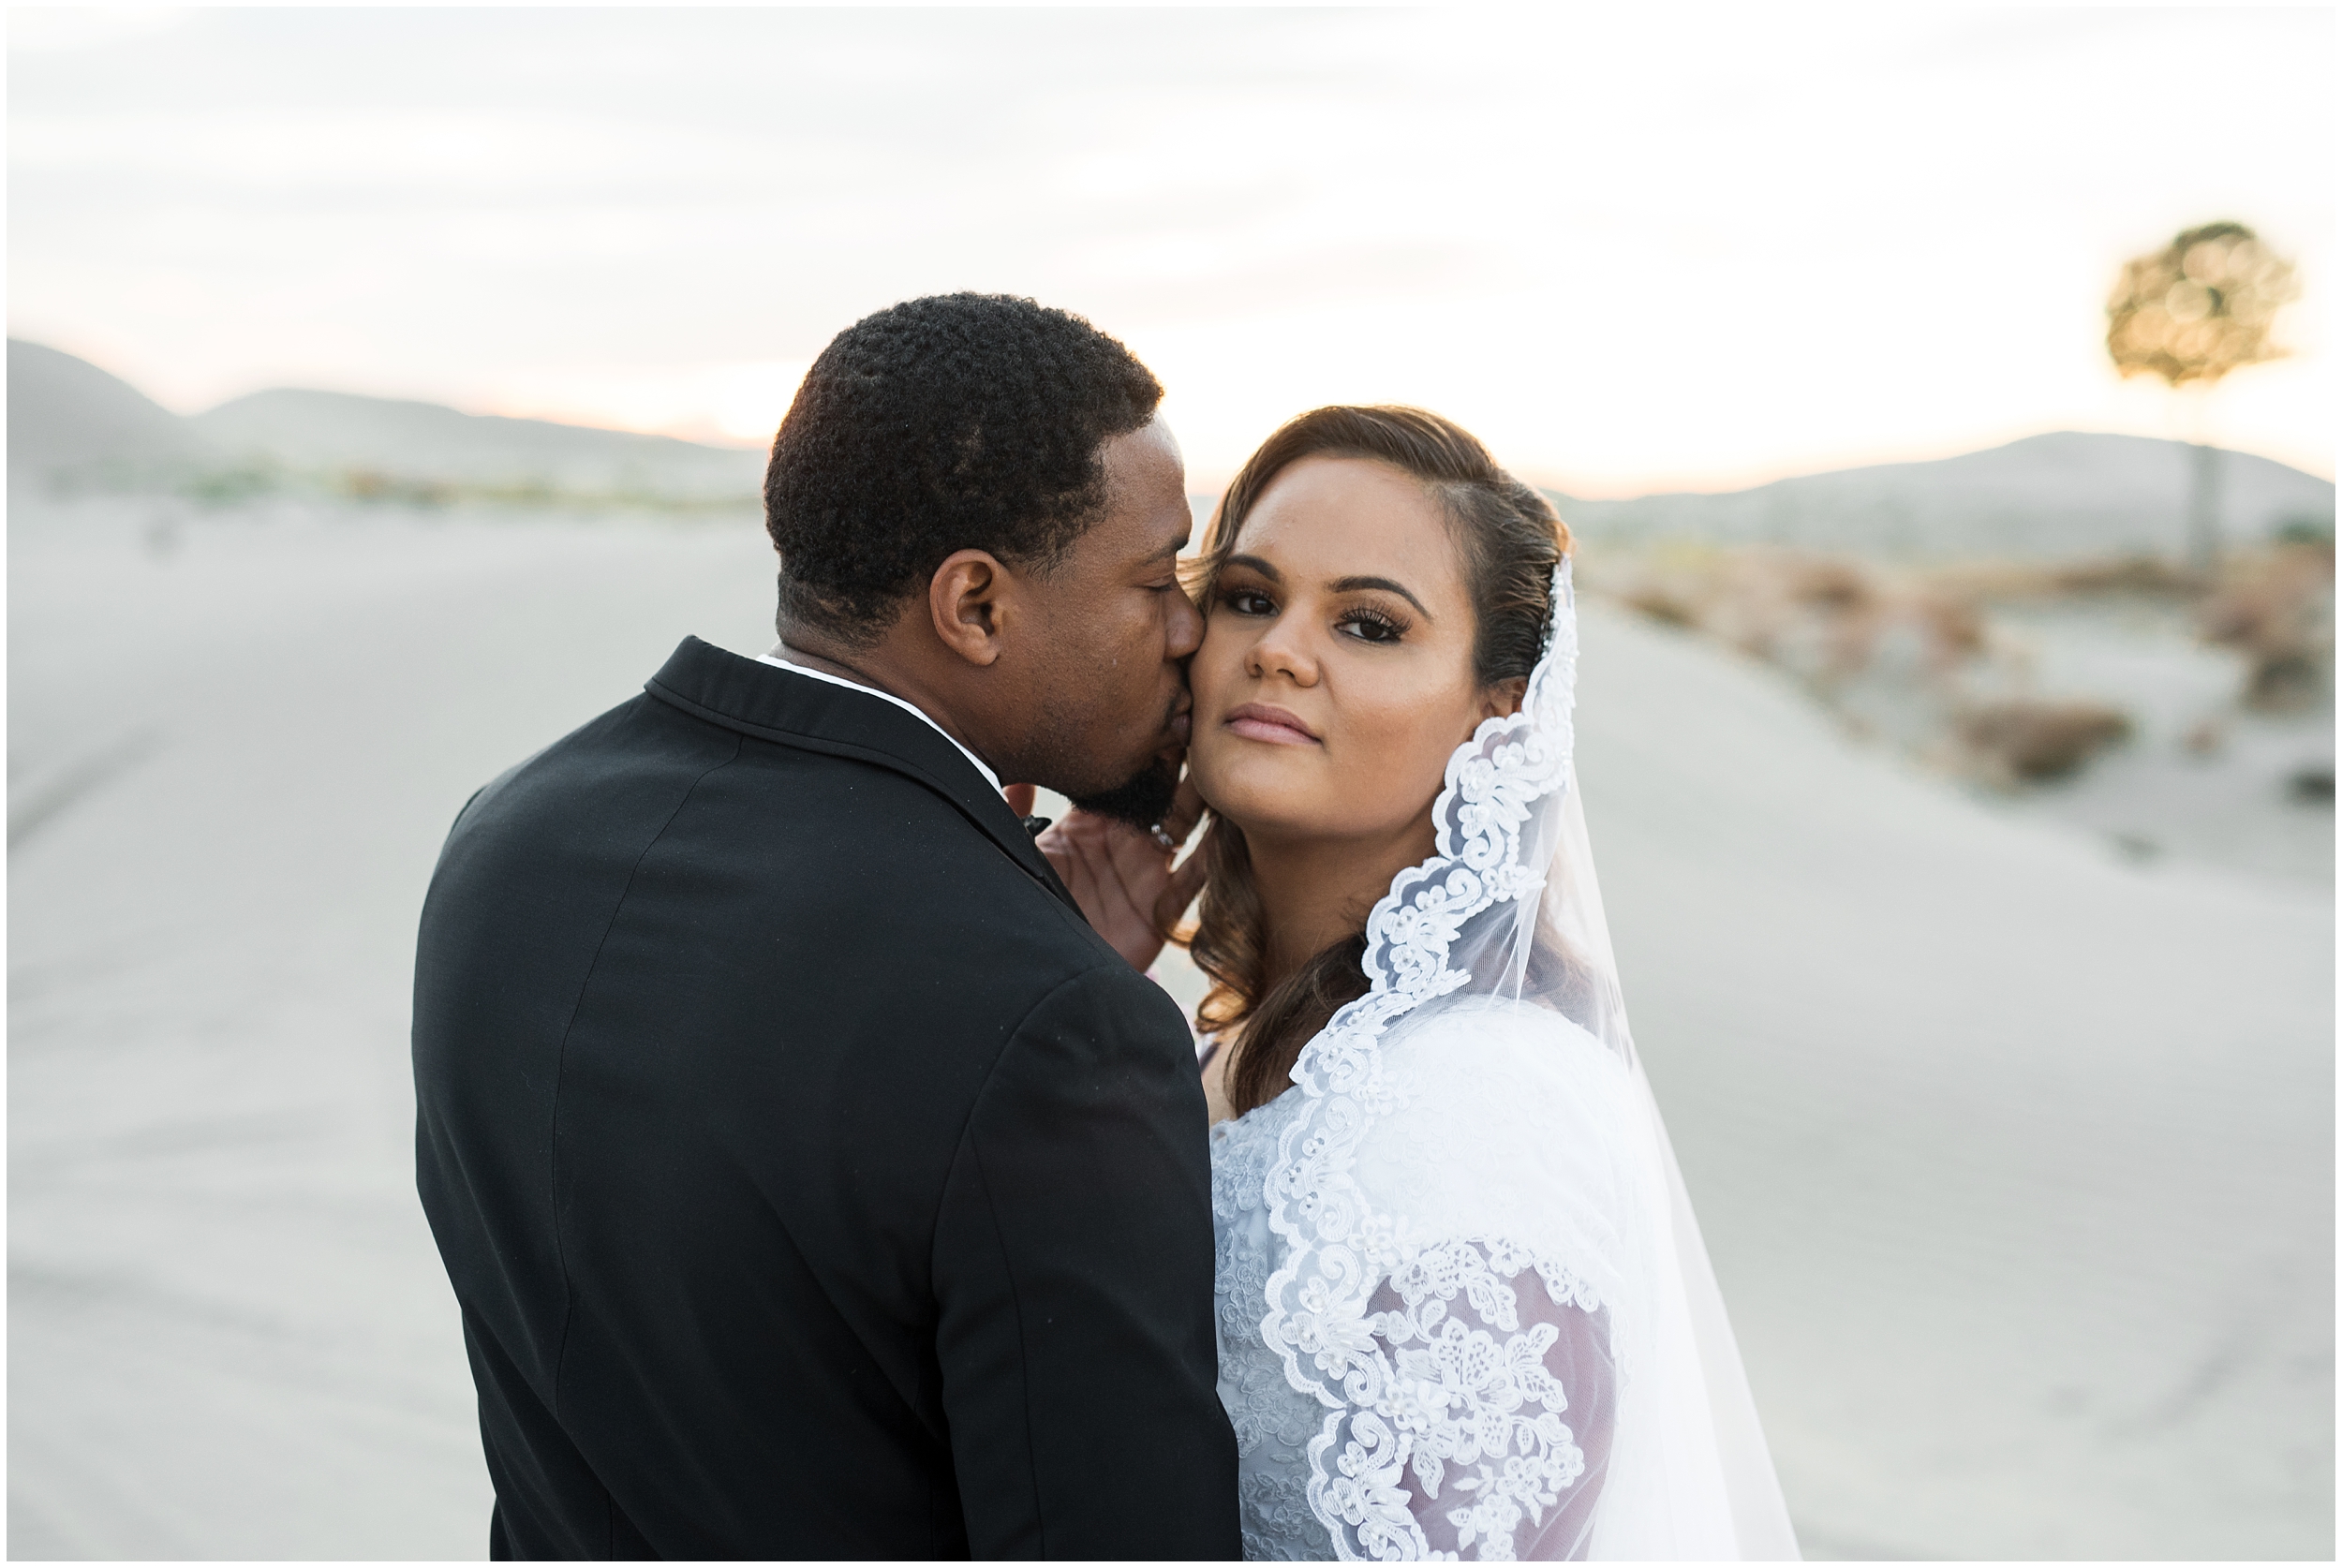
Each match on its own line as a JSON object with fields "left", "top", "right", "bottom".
{"left": 2200, "top": 542, "right": 2335, "bottom": 712}
{"left": 1956, "top": 701, "right": 2133, "bottom": 784}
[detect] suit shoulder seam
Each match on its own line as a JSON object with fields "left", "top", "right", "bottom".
{"left": 543, "top": 730, "right": 747, "bottom": 1415}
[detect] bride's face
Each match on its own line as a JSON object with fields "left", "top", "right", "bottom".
{"left": 1188, "top": 455, "right": 1513, "bottom": 848}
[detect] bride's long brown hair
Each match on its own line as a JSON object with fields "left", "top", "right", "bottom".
{"left": 1179, "top": 407, "right": 1570, "bottom": 1116}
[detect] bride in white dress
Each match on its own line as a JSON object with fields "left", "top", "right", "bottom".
{"left": 1052, "top": 406, "right": 1799, "bottom": 1561}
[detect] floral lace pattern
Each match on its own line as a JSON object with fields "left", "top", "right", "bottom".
{"left": 1310, "top": 1238, "right": 1606, "bottom": 1562}
{"left": 1214, "top": 1111, "right": 1616, "bottom": 1562}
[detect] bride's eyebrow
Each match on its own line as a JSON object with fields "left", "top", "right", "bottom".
{"left": 1223, "top": 552, "right": 1281, "bottom": 581}
{"left": 1330, "top": 574, "right": 1430, "bottom": 617}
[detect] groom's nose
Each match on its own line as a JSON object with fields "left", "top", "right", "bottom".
{"left": 1165, "top": 583, "right": 1204, "bottom": 661}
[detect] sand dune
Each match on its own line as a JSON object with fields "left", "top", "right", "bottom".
{"left": 7, "top": 503, "right": 2330, "bottom": 1558}
{"left": 1570, "top": 599, "right": 2331, "bottom": 1558}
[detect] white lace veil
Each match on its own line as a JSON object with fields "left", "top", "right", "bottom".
{"left": 1253, "top": 561, "right": 1801, "bottom": 1560}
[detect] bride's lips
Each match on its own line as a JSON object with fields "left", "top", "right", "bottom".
{"left": 1223, "top": 703, "right": 1320, "bottom": 746}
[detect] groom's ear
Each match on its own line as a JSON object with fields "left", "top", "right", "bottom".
{"left": 926, "top": 549, "right": 1011, "bottom": 668}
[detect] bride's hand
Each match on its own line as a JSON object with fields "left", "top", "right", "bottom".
{"left": 1025, "top": 775, "right": 1208, "bottom": 973}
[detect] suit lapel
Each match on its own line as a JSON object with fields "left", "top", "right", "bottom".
{"left": 642, "top": 637, "right": 1076, "bottom": 909}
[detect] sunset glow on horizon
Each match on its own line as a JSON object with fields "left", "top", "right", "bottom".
{"left": 10, "top": 7, "right": 2334, "bottom": 496}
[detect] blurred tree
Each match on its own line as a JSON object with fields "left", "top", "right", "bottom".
{"left": 2106, "top": 222, "right": 2299, "bottom": 577}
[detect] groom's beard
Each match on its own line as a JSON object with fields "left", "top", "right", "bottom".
{"left": 1070, "top": 752, "right": 1181, "bottom": 830}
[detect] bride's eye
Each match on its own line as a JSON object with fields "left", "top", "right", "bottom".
{"left": 1337, "top": 608, "right": 1406, "bottom": 644}
{"left": 1220, "top": 587, "right": 1277, "bottom": 616}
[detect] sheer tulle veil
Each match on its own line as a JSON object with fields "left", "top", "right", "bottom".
{"left": 1246, "top": 561, "right": 1800, "bottom": 1560}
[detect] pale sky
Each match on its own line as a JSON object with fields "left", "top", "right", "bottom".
{"left": 9, "top": 6, "right": 2335, "bottom": 495}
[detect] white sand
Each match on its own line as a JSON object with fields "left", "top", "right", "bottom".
{"left": 8, "top": 504, "right": 2331, "bottom": 1559}
{"left": 1569, "top": 607, "right": 2331, "bottom": 1559}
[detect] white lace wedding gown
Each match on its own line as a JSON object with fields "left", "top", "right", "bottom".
{"left": 1205, "top": 566, "right": 1798, "bottom": 1561}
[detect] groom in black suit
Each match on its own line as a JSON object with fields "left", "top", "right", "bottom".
{"left": 412, "top": 294, "right": 1238, "bottom": 1559}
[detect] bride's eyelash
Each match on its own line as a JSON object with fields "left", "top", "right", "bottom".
{"left": 1217, "top": 584, "right": 1405, "bottom": 642}
{"left": 1338, "top": 606, "right": 1408, "bottom": 643}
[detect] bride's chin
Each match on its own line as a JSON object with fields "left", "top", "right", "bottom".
{"left": 1189, "top": 753, "right": 1309, "bottom": 831}
{"left": 1190, "top": 782, "right": 1329, "bottom": 846}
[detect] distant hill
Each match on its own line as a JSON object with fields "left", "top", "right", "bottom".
{"left": 7, "top": 338, "right": 214, "bottom": 494}
{"left": 191, "top": 389, "right": 763, "bottom": 503}
{"left": 13, "top": 340, "right": 2333, "bottom": 553}
{"left": 8, "top": 339, "right": 763, "bottom": 508}
{"left": 1554, "top": 433, "right": 2335, "bottom": 561}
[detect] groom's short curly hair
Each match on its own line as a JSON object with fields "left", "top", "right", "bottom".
{"left": 764, "top": 293, "right": 1164, "bottom": 646}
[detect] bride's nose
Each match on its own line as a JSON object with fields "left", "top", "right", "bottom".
{"left": 1245, "top": 619, "right": 1318, "bottom": 686}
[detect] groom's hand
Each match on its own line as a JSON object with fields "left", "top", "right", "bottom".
{"left": 1030, "top": 775, "right": 1207, "bottom": 974}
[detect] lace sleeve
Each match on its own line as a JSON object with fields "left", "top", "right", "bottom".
{"left": 1311, "top": 1239, "right": 1615, "bottom": 1562}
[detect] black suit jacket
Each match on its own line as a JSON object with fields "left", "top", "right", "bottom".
{"left": 412, "top": 637, "right": 1238, "bottom": 1560}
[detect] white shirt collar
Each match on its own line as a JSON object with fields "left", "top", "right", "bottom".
{"left": 755, "top": 653, "right": 1004, "bottom": 794}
